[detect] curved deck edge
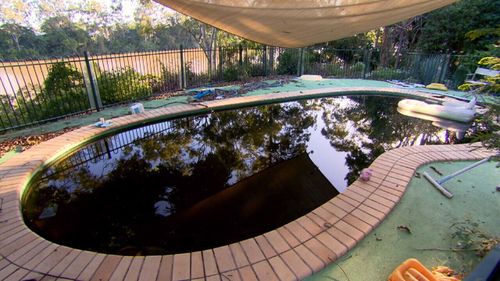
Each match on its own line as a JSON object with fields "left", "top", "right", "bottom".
{"left": 0, "top": 87, "right": 495, "bottom": 281}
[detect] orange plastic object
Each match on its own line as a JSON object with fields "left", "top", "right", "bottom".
{"left": 388, "top": 259, "right": 438, "bottom": 281}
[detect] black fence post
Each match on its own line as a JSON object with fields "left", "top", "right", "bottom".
{"left": 239, "top": 44, "right": 243, "bottom": 67}
{"left": 83, "top": 51, "right": 101, "bottom": 111}
{"left": 298, "top": 48, "right": 305, "bottom": 76}
{"left": 179, "top": 45, "right": 186, "bottom": 89}
{"left": 219, "top": 47, "right": 224, "bottom": 79}
{"left": 363, "top": 48, "right": 370, "bottom": 79}
{"left": 269, "top": 47, "right": 275, "bottom": 74}
{"left": 297, "top": 48, "right": 302, "bottom": 77}
{"left": 263, "top": 45, "right": 268, "bottom": 76}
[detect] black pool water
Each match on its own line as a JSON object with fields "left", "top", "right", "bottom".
{"left": 23, "top": 95, "right": 477, "bottom": 255}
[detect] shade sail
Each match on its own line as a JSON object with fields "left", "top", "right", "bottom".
{"left": 154, "top": 0, "right": 456, "bottom": 47}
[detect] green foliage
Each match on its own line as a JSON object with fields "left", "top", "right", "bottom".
{"left": 40, "top": 16, "right": 93, "bottom": 57}
{"left": 159, "top": 62, "right": 180, "bottom": 91}
{"left": 465, "top": 27, "right": 500, "bottom": 42}
{"left": 35, "top": 62, "right": 87, "bottom": 119}
{"left": 222, "top": 64, "right": 249, "bottom": 82}
{"left": 184, "top": 63, "right": 210, "bottom": 87}
{"left": 9, "top": 63, "right": 89, "bottom": 122}
{"left": 417, "top": 0, "right": 500, "bottom": 53}
{"left": 96, "top": 67, "right": 153, "bottom": 104}
{"left": 0, "top": 15, "right": 198, "bottom": 60}
{"left": 349, "top": 61, "right": 365, "bottom": 76}
{"left": 44, "top": 62, "right": 84, "bottom": 94}
{"left": 458, "top": 56, "right": 500, "bottom": 95}
{"left": 0, "top": 23, "right": 43, "bottom": 59}
{"left": 277, "top": 49, "right": 299, "bottom": 75}
{"left": 321, "top": 34, "right": 372, "bottom": 50}
{"left": 323, "top": 64, "right": 344, "bottom": 77}
{"left": 478, "top": 56, "right": 500, "bottom": 70}
{"left": 369, "top": 67, "right": 408, "bottom": 80}
{"left": 458, "top": 56, "right": 500, "bottom": 150}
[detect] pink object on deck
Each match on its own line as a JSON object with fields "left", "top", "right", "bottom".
{"left": 360, "top": 168, "right": 373, "bottom": 181}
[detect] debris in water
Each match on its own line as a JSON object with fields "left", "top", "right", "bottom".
{"left": 154, "top": 200, "right": 172, "bottom": 217}
{"left": 39, "top": 204, "right": 58, "bottom": 219}
{"left": 415, "top": 172, "right": 421, "bottom": 178}
{"left": 397, "top": 225, "right": 412, "bottom": 234}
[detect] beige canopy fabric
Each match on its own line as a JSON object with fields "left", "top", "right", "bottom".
{"left": 154, "top": 0, "right": 456, "bottom": 48}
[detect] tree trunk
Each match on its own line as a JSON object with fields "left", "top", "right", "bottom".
{"left": 380, "top": 26, "right": 393, "bottom": 67}
{"left": 11, "top": 34, "right": 21, "bottom": 51}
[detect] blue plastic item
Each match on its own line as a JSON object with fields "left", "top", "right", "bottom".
{"left": 194, "top": 89, "right": 214, "bottom": 100}
{"left": 464, "top": 244, "right": 500, "bottom": 281}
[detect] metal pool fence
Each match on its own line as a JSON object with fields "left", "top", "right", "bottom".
{"left": 0, "top": 46, "right": 479, "bottom": 132}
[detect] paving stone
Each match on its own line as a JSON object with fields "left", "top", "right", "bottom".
{"left": 280, "top": 249, "right": 312, "bottom": 279}
{"left": 172, "top": 253, "right": 190, "bottom": 281}
{"left": 252, "top": 260, "right": 279, "bottom": 281}
{"left": 202, "top": 249, "right": 219, "bottom": 276}
{"left": 238, "top": 266, "right": 258, "bottom": 281}
{"left": 214, "top": 245, "right": 237, "bottom": 273}
{"left": 264, "top": 230, "right": 291, "bottom": 254}
{"left": 138, "top": 256, "right": 161, "bottom": 281}
{"left": 268, "top": 256, "right": 296, "bottom": 281}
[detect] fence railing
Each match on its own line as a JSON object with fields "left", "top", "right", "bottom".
{"left": 0, "top": 46, "right": 478, "bottom": 132}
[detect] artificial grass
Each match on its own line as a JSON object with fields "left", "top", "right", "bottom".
{"left": 307, "top": 160, "right": 500, "bottom": 281}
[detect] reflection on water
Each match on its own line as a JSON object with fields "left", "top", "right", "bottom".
{"left": 23, "top": 95, "right": 480, "bottom": 255}
{"left": 397, "top": 107, "right": 471, "bottom": 140}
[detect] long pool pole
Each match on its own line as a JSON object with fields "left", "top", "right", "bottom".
{"left": 438, "top": 156, "right": 492, "bottom": 184}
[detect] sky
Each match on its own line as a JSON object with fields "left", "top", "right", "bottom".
{"left": 0, "top": 0, "right": 176, "bottom": 30}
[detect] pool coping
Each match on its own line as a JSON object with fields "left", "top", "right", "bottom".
{"left": 0, "top": 87, "right": 496, "bottom": 281}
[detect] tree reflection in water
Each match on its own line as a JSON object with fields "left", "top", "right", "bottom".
{"left": 23, "top": 95, "right": 479, "bottom": 255}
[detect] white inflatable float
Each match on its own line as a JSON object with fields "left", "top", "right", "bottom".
{"left": 299, "top": 75, "right": 323, "bottom": 81}
{"left": 397, "top": 97, "right": 476, "bottom": 123}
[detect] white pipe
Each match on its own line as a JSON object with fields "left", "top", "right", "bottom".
{"left": 438, "top": 156, "right": 492, "bottom": 184}
{"left": 423, "top": 172, "right": 454, "bottom": 199}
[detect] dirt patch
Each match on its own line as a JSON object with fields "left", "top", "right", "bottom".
{"left": 0, "top": 127, "right": 78, "bottom": 158}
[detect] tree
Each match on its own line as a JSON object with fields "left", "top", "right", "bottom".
{"left": 178, "top": 16, "right": 219, "bottom": 75}
{"left": 40, "top": 16, "right": 92, "bottom": 56}
{"left": 416, "top": 0, "right": 500, "bottom": 53}
{"left": 0, "top": 23, "right": 42, "bottom": 59}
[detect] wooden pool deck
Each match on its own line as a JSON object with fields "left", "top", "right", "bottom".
{"left": 0, "top": 87, "right": 495, "bottom": 280}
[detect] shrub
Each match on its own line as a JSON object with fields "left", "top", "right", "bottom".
{"left": 44, "top": 62, "right": 84, "bottom": 95}
{"left": 97, "top": 67, "right": 152, "bottom": 104}
{"left": 277, "top": 49, "right": 299, "bottom": 75}
{"left": 31, "top": 62, "right": 88, "bottom": 120}
{"left": 184, "top": 63, "right": 211, "bottom": 88}
{"left": 324, "top": 64, "right": 344, "bottom": 77}
{"left": 349, "top": 61, "right": 365, "bottom": 77}
{"left": 369, "top": 67, "right": 409, "bottom": 81}
{"left": 223, "top": 64, "right": 249, "bottom": 82}
{"left": 159, "top": 62, "right": 180, "bottom": 91}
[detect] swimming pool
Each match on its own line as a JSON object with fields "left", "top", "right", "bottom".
{"left": 22, "top": 95, "right": 476, "bottom": 255}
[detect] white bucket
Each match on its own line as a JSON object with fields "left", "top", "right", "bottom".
{"left": 130, "top": 103, "right": 145, "bottom": 114}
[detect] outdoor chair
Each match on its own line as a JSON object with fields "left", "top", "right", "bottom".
{"left": 462, "top": 67, "right": 500, "bottom": 102}
{"left": 465, "top": 67, "right": 500, "bottom": 86}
